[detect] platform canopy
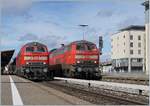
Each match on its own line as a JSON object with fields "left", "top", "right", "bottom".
{"left": 1, "top": 50, "right": 15, "bottom": 68}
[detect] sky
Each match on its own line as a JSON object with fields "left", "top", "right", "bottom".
{"left": 0, "top": 0, "right": 145, "bottom": 62}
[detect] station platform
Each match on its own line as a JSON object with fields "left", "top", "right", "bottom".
{"left": 1, "top": 75, "right": 91, "bottom": 105}
{"left": 55, "top": 77, "right": 149, "bottom": 96}
{"left": 102, "top": 73, "right": 149, "bottom": 79}
{"left": 101, "top": 73, "right": 149, "bottom": 85}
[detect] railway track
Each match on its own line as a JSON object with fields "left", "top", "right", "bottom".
{"left": 40, "top": 80, "right": 149, "bottom": 105}
{"left": 102, "top": 76, "right": 149, "bottom": 85}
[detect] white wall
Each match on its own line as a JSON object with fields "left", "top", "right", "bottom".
{"left": 111, "top": 30, "right": 145, "bottom": 59}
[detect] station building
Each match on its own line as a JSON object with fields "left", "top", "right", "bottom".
{"left": 111, "top": 25, "right": 145, "bottom": 73}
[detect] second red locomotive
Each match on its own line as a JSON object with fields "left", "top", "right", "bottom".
{"left": 49, "top": 40, "right": 101, "bottom": 80}
{"left": 16, "top": 42, "right": 53, "bottom": 80}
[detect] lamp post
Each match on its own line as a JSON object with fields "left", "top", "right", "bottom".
{"left": 79, "top": 24, "right": 88, "bottom": 40}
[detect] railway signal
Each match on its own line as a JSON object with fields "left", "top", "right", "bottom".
{"left": 99, "top": 36, "right": 103, "bottom": 55}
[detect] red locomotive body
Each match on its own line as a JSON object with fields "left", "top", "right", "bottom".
{"left": 49, "top": 40, "right": 101, "bottom": 79}
{"left": 16, "top": 42, "right": 52, "bottom": 80}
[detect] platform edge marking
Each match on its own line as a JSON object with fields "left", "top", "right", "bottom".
{"left": 9, "top": 76, "right": 23, "bottom": 106}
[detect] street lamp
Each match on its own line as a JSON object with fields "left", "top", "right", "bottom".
{"left": 79, "top": 24, "right": 88, "bottom": 40}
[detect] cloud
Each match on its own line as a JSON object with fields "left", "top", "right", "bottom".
{"left": 1, "top": 0, "right": 145, "bottom": 57}
{"left": 18, "top": 33, "right": 67, "bottom": 50}
{"left": 117, "top": 16, "right": 144, "bottom": 29}
{"left": 96, "top": 10, "right": 114, "bottom": 17}
{"left": 18, "top": 33, "right": 39, "bottom": 41}
{"left": 40, "top": 35, "right": 67, "bottom": 49}
{"left": 1, "top": 0, "right": 33, "bottom": 14}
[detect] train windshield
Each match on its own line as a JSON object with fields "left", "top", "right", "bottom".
{"left": 26, "top": 46, "right": 34, "bottom": 52}
{"left": 26, "top": 46, "right": 46, "bottom": 52}
{"left": 76, "top": 43, "right": 96, "bottom": 51}
{"left": 36, "top": 46, "right": 46, "bottom": 52}
{"left": 76, "top": 43, "right": 86, "bottom": 51}
{"left": 86, "top": 43, "right": 97, "bottom": 50}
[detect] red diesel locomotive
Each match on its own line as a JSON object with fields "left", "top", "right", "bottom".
{"left": 49, "top": 40, "right": 101, "bottom": 80}
{"left": 16, "top": 42, "right": 53, "bottom": 80}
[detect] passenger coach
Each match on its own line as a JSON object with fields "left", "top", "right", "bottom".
{"left": 16, "top": 42, "right": 52, "bottom": 80}
{"left": 49, "top": 40, "right": 101, "bottom": 80}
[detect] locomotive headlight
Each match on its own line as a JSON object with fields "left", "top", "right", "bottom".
{"left": 95, "top": 67, "right": 99, "bottom": 72}
{"left": 26, "top": 69, "right": 30, "bottom": 73}
{"left": 77, "top": 67, "right": 82, "bottom": 72}
{"left": 43, "top": 68, "right": 48, "bottom": 72}
{"left": 43, "top": 62, "right": 46, "bottom": 64}
{"left": 94, "top": 61, "right": 97, "bottom": 63}
{"left": 26, "top": 62, "right": 29, "bottom": 65}
{"left": 76, "top": 60, "right": 80, "bottom": 64}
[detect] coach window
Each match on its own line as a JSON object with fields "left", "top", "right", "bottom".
{"left": 68, "top": 45, "right": 72, "bottom": 51}
{"left": 64, "top": 46, "right": 68, "bottom": 52}
{"left": 76, "top": 43, "right": 85, "bottom": 50}
{"left": 26, "top": 46, "right": 34, "bottom": 52}
{"left": 53, "top": 51, "right": 57, "bottom": 56}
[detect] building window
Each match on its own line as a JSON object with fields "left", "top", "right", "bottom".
{"left": 124, "top": 35, "right": 125, "bottom": 38}
{"left": 138, "top": 42, "right": 141, "bottom": 48}
{"left": 124, "top": 50, "right": 125, "bottom": 53}
{"left": 130, "top": 50, "right": 133, "bottom": 55}
{"left": 130, "top": 35, "right": 133, "bottom": 40}
{"left": 138, "top": 50, "right": 141, "bottom": 55}
{"left": 137, "top": 58, "right": 142, "bottom": 62}
{"left": 131, "top": 58, "right": 137, "bottom": 62}
{"left": 138, "top": 35, "right": 141, "bottom": 40}
{"left": 117, "top": 37, "right": 119, "bottom": 40}
{"left": 130, "top": 42, "right": 133, "bottom": 47}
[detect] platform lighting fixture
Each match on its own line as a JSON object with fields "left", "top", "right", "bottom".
{"left": 79, "top": 24, "right": 88, "bottom": 40}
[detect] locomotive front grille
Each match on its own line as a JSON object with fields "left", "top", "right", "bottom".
{"left": 25, "top": 62, "right": 48, "bottom": 67}
{"left": 84, "top": 61, "right": 94, "bottom": 64}
{"left": 29, "top": 62, "right": 43, "bottom": 65}
{"left": 76, "top": 60, "right": 97, "bottom": 65}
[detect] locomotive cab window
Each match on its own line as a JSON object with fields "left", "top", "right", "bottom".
{"left": 36, "top": 46, "right": 46, "bottom": 52}
{"left": 76, "top": 43, "right": 86, "bottom": 50}
{"left": 26, "top": 46, "right": 34, "bottom": 52}
{"left": 86, "top": 43, "right": 96, "bottom": 50}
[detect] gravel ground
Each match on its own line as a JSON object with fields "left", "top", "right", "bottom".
{"left": 40, "top": 80, "right": 149, "bottom": 105}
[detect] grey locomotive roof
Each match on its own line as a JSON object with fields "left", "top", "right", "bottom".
{"left": 49, "top": 40, "right": 95, "bottom": 53}
{"left": 71, "top": 40, "right": 94, "bottom": 45}
{"left": 119, "top": 25, "right": 145, "bottom": 31}
{"left": 49, "top": 48, "right": 57, "bottom": 52}
{"left": 24, "top": 42, "right": 46, "bottom": 47}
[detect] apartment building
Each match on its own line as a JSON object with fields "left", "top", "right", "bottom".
{"left": 142, "top": 0, "right": 149, "bottom": 75}
{"left": 111, "top": 25, "right": 145, "bottom": 73}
